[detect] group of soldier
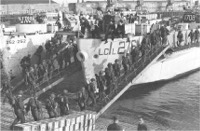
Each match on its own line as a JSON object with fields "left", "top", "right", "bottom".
{"left": 19, "top": 35, "right": 78, "bottom": 94}
{"left": 79, "top": 10, "right": 137, "bottom": 41}
{"left": 187, "top": 27, "right": 200, "bottom": 45}
{"left": 3, "top": 88, "right": 70, "bottom": 130}
{"left": 76, "top": 23, "right": 170, "bottom": 111}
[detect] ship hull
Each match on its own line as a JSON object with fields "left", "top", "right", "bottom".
{"left": 78, "top": 29, "right": 200, "bottom": 84}
{"left": 133, "top": 47, "right": 200, "bottom": 85}
{"left": 1, "top": 33, "right": 54, "bottom": 76}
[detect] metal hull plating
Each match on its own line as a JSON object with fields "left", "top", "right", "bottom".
{"left": 1, "top": 33, "right": 54, "bottom": 76}
{"left": 78, "top": 29, "right": 200, "bottom": 84}
{"left": 134, "top": 47, "right": 200, "bottom": 85}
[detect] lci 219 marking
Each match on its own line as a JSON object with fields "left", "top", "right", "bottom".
{"left": 98, "top": 40, "right": 137, "bottom": 55}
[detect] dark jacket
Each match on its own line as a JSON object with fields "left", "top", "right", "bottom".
{"left": 107, "top": 123, "right": 123, "bottom": 131}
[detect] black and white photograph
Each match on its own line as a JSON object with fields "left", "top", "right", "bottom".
{"left": 0, "top": 0, "right": 200, "bottom": 131}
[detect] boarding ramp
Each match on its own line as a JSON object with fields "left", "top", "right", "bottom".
{"left": 92, "top": 44, "right": 171, "bottom": 118}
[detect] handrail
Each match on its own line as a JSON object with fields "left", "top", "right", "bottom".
{"left": 108, "top": 45, "right": 166, "bottom": 100}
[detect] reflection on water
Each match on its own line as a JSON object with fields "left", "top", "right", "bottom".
{"left": 103, "top": 70, "right": 200, "bottom": 130}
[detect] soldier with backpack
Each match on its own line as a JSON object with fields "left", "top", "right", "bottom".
{"left": 10, "top": 90, "right": 26, "bottom": 130}
{"left": 45, "top": 93, "right": 58, "bottom": 118}
{"left": 26, "top": 94, "right": 42, "bottom": 121}
{"left": 57, "top": 90, "right": 70, "bottom": 116}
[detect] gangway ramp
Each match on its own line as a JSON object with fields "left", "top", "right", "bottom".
{"left": 96, "top": 45, "right": 170, "bottom": 118}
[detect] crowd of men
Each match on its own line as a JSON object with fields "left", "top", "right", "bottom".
{"left": 2, "top": 9, "right": 200, "bottom": 130}
{"left": 19, "top": 35, "right": 78, "bottom": 94}
{"left": 79, "top": 10, "right": 137, "bottom": 41}
{"left": 75, "top": 24, "right": 171, "bottom": 113}
{"left": 3, "top": 88, "right": 71, "bottom": 129}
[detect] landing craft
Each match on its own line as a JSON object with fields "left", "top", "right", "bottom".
{"left": 0, "top": 0, "right": 200, "bottom": 86}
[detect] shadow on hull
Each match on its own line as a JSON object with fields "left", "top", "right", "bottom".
{"left": 120, "top": 67, "right": 200, "bottom": 99}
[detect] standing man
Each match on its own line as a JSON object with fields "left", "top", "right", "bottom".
{"left": 177, "top": 30, "right": 184, "bottom": 46}
{"left": 105, "top": 20, "right": 115, "bottom": 43}
{"left": 10, "top": 90, "right": 25, "bottom": 130}
{"left": 188, "top": 29, "right": 194, "bottom": 45}
{"left": 113, "top": 59, "right": 121, "bottom": 78}
{"left": 45, "top": 93, "right": 58, "bottom": 118}
{"left": 26, "top": 94, "right": 42, "bottom": 121}
{"left": 57, "top": 90, "right": 70, "bottom": 116}
{"left": 160, "top": 25, "right": 169, "bottom": 45}
{"left": 117, "top": 20, "right": 125, "bottom": 39}
{"left": 194, "top": 28, "right": 200, "bottom": 43}
{"left": 107, "top": 116, "right": 124, "bottom": 131}
{"left": 3, "top": 88, "right": 14, "bottom": 106}
{"left": 137, "top": 118, "right": 148, "bottom": 131}
{"left": 88, "top": 78, "right": 97, "bottom": 107}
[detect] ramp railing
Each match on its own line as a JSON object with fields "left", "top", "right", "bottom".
{"left": 96, "top": 44, "right": 170, "bottom": 118}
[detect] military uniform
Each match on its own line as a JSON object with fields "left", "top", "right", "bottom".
{"left": 177, "top": 31, "right": 183, "bottom": 46}
{"left": 88, "top": 81, "right": 97, "bottom": 106}
{"left": 117, "top": 21, "right": 125, "bottom": 38}
{"left": 26, "top": 97, "right": 42, "bottom": 121}
{"left": 45, "top": 97, "right": 58, "bottom": 118}
{"left": 57, "top": 94, "right": 69, "bottom": 116}
{"left": 3, "top": 89, "right": 14, "bottom": 106}
{"left": 105, "top": 67, "right": 114, "bottom": 95}
{"left": 105, "top": 21, "right": 115, "bottom": 43}
{"left": 194, "top": 29, "right": 200, "bottom": 43}
{"left": 98, "top": 72, "right": 107, "bottom": 101}
{"left": 160, "top": 26, "right": 169, "bottom": 45}
{"left": 77, "top": 92, "right": 86, "bottom": 111}
{"left": 56, "top": 52, "right": 64, "bottom": 71}
{"left": 113, "top": 60, "right": 121, "bottom": 78}
{"left": 10, "top": 93, "right": 25, "bottom": 130}
{"left": 188, "top": 30, "right": 194, "bottom": 44}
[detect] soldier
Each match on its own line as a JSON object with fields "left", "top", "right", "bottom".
{"left": 94, "top": 19, "right": 101, "bottom": 38}
{"left": 80, "top": 86, "right": 88, "bottom": 106}
{"left": 113, "top": 59, "right": 121, "bottom": 78}
{"left": 38, "top": 63, "right": 45, "bottom": 84}
{"left": 35, "top": 45, "right": 43, "bottom": 65}
{"left": 105, "top": 65, "right": 114, "bottom": 95}
{"left": 47, "top": 59, "right": 53, "bottom": 79}
{"left": 98, "top": 71, "right": 107, "bottom": 101}
{"left": 177, "top": 30, "right": 184, "bottom": 46}
{"left": 33, "top": 64, "right": 39, "bottom": 80}
{"left": 2, "top": 88, "right": 14, "bottom": 106}
{"left": 26, "top": 94, "right": 42, "bottom": 121}
{"left": 63, "top": 48, "right": 70, "bottom": 69}
{"left": 77, "top": 92, "right": 86, "bottom": 111}
{"left": 80, "top": 17, "right": 89, "bottom": 36}
{"left": 20, "top": 56, "right": 27, "bottom": 75}
{"left": 25, "top": 54, "right": 31, "bottom": 70}
{"left": 122, "top": 56, "right": 129, "bottom": 75}
{"left": 155, "top": 29, "right": 161, "bottom": 45}
{"left": 188, "top": 29, "right": 194, "bottom": 45}
{"left": 88, "top": 78, "right": 97, "bottom": 106}
{"left": 10, "top": 90, "right": 25, "bottom": 130}
{"left": 45, "top": 93, "right": 58, "bottom": 118}
{"left": 73, "top": 43, "right": 78, "bottom": 63}
{"left": 160, "top": 25, "right": 169, "bottom": 45}
{"left": 57, "top": 90, "right": 70, "bottom": 116}
{"left": 194, "top": 28, "right": 200, "bottom": 43}
{"left": 105, "top": 20, "right": 115, "bottom": 43}
{"left": 56, "top": 52, "right": 64, "bottom": 71}
{"left": 117, "top": 20, "right": 125, "bottom": 39}
{"left": 137, "top": 118, "right": 148, "bottom": 131}
{"left": 130, "top": 46, "right": 138, "bottom": 64}
{"left": 126, "top": 53, "right": 132, "bottom": 70}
